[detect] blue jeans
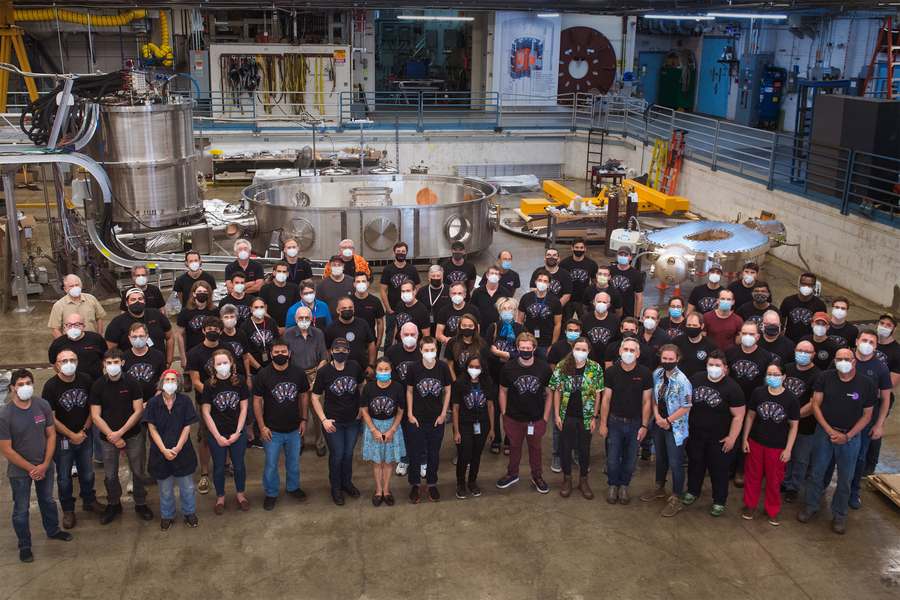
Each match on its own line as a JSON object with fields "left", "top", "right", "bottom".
{"left": 324, "top": 420, "right": 361, "bottom": 491}
{"left": 850, "top": 417, "right": 876, "bottom": 499}
{"left": 208, "top": 429, "right": 247, "bottom": 497}
{"left": 805, "top": 425, "right": 861, "bottom": 518}
{"left": 652, "top": 423, "right": 685, "bottom": 495}
{"left": 158, "top": 475, "right": 196, "bottom": 519}
{"left": 407, "top": 419, "right": 445, "bottom": 486}
{"left": 10, "top": 474, "right": 61, "bottom": 550}
{"left": 536, "top": 346, "right": 549, "bottom": 360}
{"left": 54, "top": 429, "right": 98, "bottom": 512}
{"left": 606, "top": 415, "right": 641, "bottom": 487}
{"left": 263, "top": 429, "right": 302, "bottom": 497}
{"left": 784, "top": 432, "right": 816, "bottom": 493}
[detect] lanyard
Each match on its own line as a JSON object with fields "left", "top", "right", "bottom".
{"left": 287, "top": 259, "right": 298, "bottom": 281}
{"left": 535, "top": 293, "right": 547, "bottom": 307}
{"left": 252, "top": 318, "right": 266, "bottom": 340}
{"left": 428, "top": 285, "right": 444, "bottom": 310}
{"left": 472, "top": 381, "right": 481, "bottom": 417}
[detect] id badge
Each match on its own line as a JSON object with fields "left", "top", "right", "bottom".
{"left": 262, "top": 352, "right": 270, "bottom": 362}
{"left": 430, "top": 313, "right": 435, "bottom": 324}
{"left": 527, "top": 423, "right": 535, "bottom": 436}
{"left": 147, "top": 338, "right": 154, "bottom": 347}
{"left": 60, "top": 439, "right": 69, "bottom": 450}
{"left": 534, "top": 329, "right": 540, "bottom": 338}
{"left": 473, "top": 423, "right": 481, "bottom": 435}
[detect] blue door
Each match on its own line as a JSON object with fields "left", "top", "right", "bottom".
{"left": 697, "top": 37, "right": 730, "bottom": 117}
{"left": 638, "top": 51, "right": 667, "bottom": 105}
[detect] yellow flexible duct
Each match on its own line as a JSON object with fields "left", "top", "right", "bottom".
{"left": 14, "top": 9, "right": 147, "bottom": 27}
{"left": 141, "top": 11, "right": 172, "bottom": 67}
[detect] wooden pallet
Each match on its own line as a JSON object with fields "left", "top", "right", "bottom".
{"left": 868, "top": 473, "right": 900, "bottom": 508}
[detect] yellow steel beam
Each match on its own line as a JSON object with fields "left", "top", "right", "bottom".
{"left": 623, "top": 179, "right": 690, "bottom": 215}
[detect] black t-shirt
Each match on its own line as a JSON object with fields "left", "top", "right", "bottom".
{"left": 779, "top": 294, "right": 827, "bottom": 343}
{"left": 360, "top": 380, "right": 405, "bottom": 421}
{"left": 258, "top": 282, "right": 301, "bottom": 328}
{"left": 559, "top": 256, "right": 598, "bottom": 300}
{"left": 605, "top": 339, "right": 654, "bottom": 370}
{"left": 726, "top": 280, "right": 756, "bottom": 311}
{"left": 381, "top": 263, "right": 421, "bottom": 311}
{"left": 735, "top": 302, "right": 775, "bottom": 334}
{"left": 605, "top": 363, "right": 653, "bottom": 420}
{"left": 440, "top": 259, "right": 477, "bottom": 292}
{"left": 445, "top": 342, "right": 488, "bottom": 374}
{"left": 392, "top": 301, "right": 432, "bottom": 343}
{"left": 519, "top": 292, "right": 562, "bottom": 347}
{"left": 471, "top": 286, "right": 506, "bottom": 330}
{"left": 105, "top": 308, "right": 172, "bottom": 353}
{"left": 827, "top": 322, "right": 859, "bottom": 349}
{"left": 313, "top": 361, "right": 366, "bottom": 422}
{"left": 252, "top": 363, "right": 310, "bottom": 433}
{"left": 201, "top": 377, "right": 249, "bottom": 437}
{"left": 580, "top": 311, "right": 620, "bottom": 363}
{"left": 814, "top": 370, "right": 877, "bottom": 430}
{"left": 417, "top": 284, "right": 452, "bottom": 327}
{"left": 118, "top": 284, "right": 166, "bottom": 312}
{"left": 225, "top": 259, "right": 265, "bottom": 286}
{"left": 177, "top": 307, "right": 217, "bottom": 354}
{"left": 284, "top": 258, "right": 313, "bottom": 286}
{"left": 499, "top": 359, "right": 552, "bottom": 423}
{"left": 658, "top": 317, "right": 687, "bottom": 341}
{"left": 325, "top": 318, "right": 375, "bottom": 370}
{"left": 89, "top": 374, "right": 144, "bottom": 441}
{"left": 758, "top": 334, "right": 796, "bottom": 364}
{"left": 581, "top": 285, "right": 624, "bottom": 314}
{"left": 784, "top": 363, "right": 822, "bottom": 436}
{"left": 688, "top": 373, "right": 745, "bottom": 439}
{"left": 725, "top": 345, "right": 773, "bottom": 401}
{"left": 480, "top": 269, "right": 521, "bottom": 296}
{"left": 437, "top": 302, "right": 482, "bottom": 339}
{"left": 48, "top": 332, "right": 108, "bottom": 382}
{"left": 452, "top": 379, "right": 492, "bottom": 424}
{"left": 218, "top": 293, "right": 257, "bottom": 327}
{"left": 123, "top": 347, "right": 167, "bottom": 401}
{"left": 42, "top": 373, "right": 93, "bottom": 434}
{"left": 173, "top": 271, "right": 217, "bottom": 299}
{"left": 800, "top": 334, "right": 843, "bottom": 371}
{"left": 385, "top": 344, "right": 423, "bottom": 385}
{"left": 688, "top": 284, "right": 722, "bottom": 314}
{"left": 607, "top": 265, "right": 644, "bottom": 318}
{"left": 406, "top": 360, "right": 453, "bottom": 420}
{"left": 748, "top": 386, "right": 801, "bottom": 449}
{"left": 221, "top": 329, "right": 250, "bottom": 376}
{"left": 240, "top": 317, "right": 278, "bottom": 372}
{"left": 185, "top": 341, "right": 227, "bottom": 399}
{"left": 547, "top": 339, "right": 574, "bottom": 366}
{"left": 675, "top": 334, "right": 719, "bottom": 378}
{"left": 639, "top": 327, "right": 670, "bottom": 370}
{"left": 566, "top": 366, "right": 586, "bottom": 419}
{"left": 352, "top": 294, "right": 385, "bottom": 336}
{"left": 875, "top": 339, "right": 900, "bottom": 379}
{"left": 529, "top": 267, "right": 573, "bottom": 301}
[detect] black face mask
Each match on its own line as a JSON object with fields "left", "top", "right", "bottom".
{"left": 452, "top": 252, "right": 464, "bottom": 261}
{"left": 272, "top": 354, "right": 289, "bottom": 366}
{"left": 685, "top": 326, "right": 702, "bottom": 338}
{"left": 333, "top": 352, "right": 349, "bottom": 363}
{"left": 205, "top": 331, "right": 221, "bottom": 342}
{"left": 340, "top": 309, "right": 354, "bottom": 320}
{"left": 572, "top": 249, "right": 585, "bottom": 257}
{"left": 195, "top": 293, "right": 209, "bottom": 304}
{"left": 128, "top": 302, "right": 145, "bottom": 315}
{"left": 395, "top": 253, "right": 407, "bottom": 262}
{"left": 753, "top": 293, "right": 769, "bottom": 303}
{"left": 461, "top": 328, "right": 475, "bottom": 339}
{"left": 763, "top": 324, "right": 780, "bottom": 337}
{"left": 662, "top": 361, "right": 677, "bottom": 372}
{"left": 430, "top": 279, "right": 443, "bottom": 288}
{"left": 518, "top": 350, "right": 534, "bottom": 361}
{"left": 545, "top": 257, "right": 558, "bottom": 267}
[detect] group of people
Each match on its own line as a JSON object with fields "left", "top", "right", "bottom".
{"left": 2, "top": 235, "right": 897, "bottom": 564}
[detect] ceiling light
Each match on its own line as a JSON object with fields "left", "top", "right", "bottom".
{"left": 645, "top": 14, "right": 714, "bottom": 20}
{"left": 707, "top": 12, "right": 788, "bottom": 19}
{"left": 397, "top": 15, "right": 474, "bottom": 21}
{"left": 537, "top": 13, "right": 560, "bottom": 17}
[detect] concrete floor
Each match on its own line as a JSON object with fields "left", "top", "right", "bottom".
{"left": 1, "top": 181, "right": 899, "bottom": 599}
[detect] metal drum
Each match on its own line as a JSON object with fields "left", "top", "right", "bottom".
{"left": 86, "top": 100, "right": 201, "bottom": 231}
{"left": 243, "top": 174, "right": 498, "bottom": 262}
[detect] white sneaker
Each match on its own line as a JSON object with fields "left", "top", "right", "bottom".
{"left": 452, "top": 455, "right": 458, "bottom": 465}
{"left": 396, "top": 462, "right": 409, "bottom": 476}
{"left": 126, "top": 480, "right": 133, "bottom": 494}
{"left": 420, "top": 464, "right": 427, "bottom": 478}
{"left": 71, "top": 465, "right": 78, "bottom": 477}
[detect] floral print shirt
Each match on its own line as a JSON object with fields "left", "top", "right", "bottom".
{"left": 550, "top": 359, "right": 605, "bottom": 430}
{"left": 653, "top": 366, "right": 692, "bottom": 446}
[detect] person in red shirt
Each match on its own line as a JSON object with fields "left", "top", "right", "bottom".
{"left": 702, "top": 289, "right": 744, "bottom": 351}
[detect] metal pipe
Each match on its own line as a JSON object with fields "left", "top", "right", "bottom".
{"left": 604, "top": 190, "right": 619, "bottom": 257}
{"left": 1, "top": 172, "right": 33, "bottom": 312}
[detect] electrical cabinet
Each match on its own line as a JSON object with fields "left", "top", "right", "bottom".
{"left": 734, "top": 54, "right": 773, "bottom": 127}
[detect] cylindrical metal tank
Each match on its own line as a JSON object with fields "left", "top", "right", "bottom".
{"left": 242, "top": 174, "right": 498, "bottom": 262}
{"left": 86, "top": 100, "right": 201, "bottom": 231}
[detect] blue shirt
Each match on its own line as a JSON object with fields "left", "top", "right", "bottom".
{"left": 285, "top": 300, "right": 332, "bottom": 330}
{"left": 142, "top": 392, "right": 199, "bottom": 479}
{"left": 652, "top": 367, "right": 693, "bottom": 446}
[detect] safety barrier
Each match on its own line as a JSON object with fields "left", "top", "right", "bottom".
{"left": 338, "top": 91, "right": 499, "bottom": 132}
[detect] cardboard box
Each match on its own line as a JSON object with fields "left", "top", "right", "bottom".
{"left": 0, "top": 214, "right": 38, "bottom": 257}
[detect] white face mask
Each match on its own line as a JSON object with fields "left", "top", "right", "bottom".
{"left": 66, "top": 327, "right": 82, "bottom": 340}
{"left": 253, "top": 308, "right": 266, "bottom": 319}
{"left": 188, "top": 261, "right": 201, "bottom": 272}
{"left": 342, "top": 248, "right": 354, "bottom": 258}
{"left": 835, "top": 360, "right": 853, "bottom": 374}
{"left": 595, "top": 302, "right": 608, "bottom": 314}
{"left": 303, "top": 293, "right": 316, "bottom": 304}
{"left": 643, "top": 318, "right": 656, "bottom": 330}
{"left": 741, "top": 334, "right": 756, "bottom": 347}
{"left": 621, "top": 352, "right": 636, "bottom": 365}
{"left": 536, "top": 282, "right": 548, "bottom": 293}
{"left": 215, "top": 364, "right": 232, "bottom": 378}
{"left": 163, "top": 382, "right": 179, "bottom": 395}
{"left": 401, "top": 292, "right": 414, "bottom": 304}
{"left": 130, "top": 337, "right": 148, "bottom": 349}
{"left": 423, "top": 351, "right": 437, "bottom": 362}
{"left": 813, "top": 325, "right": 827, "bottom": 337}
{"left": 877, "top": 325, "right": 892, "bottom": 338}
{"left": 135, "top": 276, "right": 147, "bottom": 287}
{"left": 233, "top": 283, "right": 245, "bottom": 294}
{"left": 573, "top": 350, "right": 588, "bottom": 362}
{"left": 799, "top": 285, "right": 814, "bottom": 297}
{"left": 355, "top": 282, "right": 368, "bottom": 294}
{"left": 106, "top": 364, "right": 121, "bottom": 377}
{"left": 285, "top": 248, "right": 299, "bottom": 258}
{"left": 451, "top": 294, "right": 464, "bottom": 306}
{"left": 858, "top": 342, "right": 874, "bottom": 356}
{"left": 832, "top": 308, "right": 847, "bottom": 320}
{"left": 275, "top": 272, "right": 288, "bottom": 283}
{"left": 69, "top": 286, "right": 82, "bottom": 298}
{"left": 16, "top": 385, "right": 34, "bottom": 400}
{"left": 743, "top": 274, "right": 755, "bottom": 286}
{"left": 223, "top": 318, "right": 237, "bottom": 329}
{"left": 60, "top": 362, "right": 77, "bottom": 377}
{"left": 467, "top": 368, "right": 482, "bottom": 379}
{"left": 237, "top": 250, "right": 250, "bottom": 261}
{"left": 487, "top": 274, "right": 500, "bottom": 284}
{"left": 298, "top": 319, "right": 311, "bottom": 330}
{"left": 708, "top": 273, "right": 721, "bottom": 284}
{"left": 707, "top": 365, "right": 723, "bottom": 379}
{"left": 332, "top": 267, "right": 344, "bottom": 277}
{"left": 402, "top": 335, "right": 417, "bottom": 348}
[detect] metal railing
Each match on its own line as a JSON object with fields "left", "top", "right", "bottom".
{"left": 338, "top": 91, "right": 500, "bottom": 132}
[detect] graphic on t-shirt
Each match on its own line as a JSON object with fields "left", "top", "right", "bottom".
{"left": 817, "top": 349, "right": 830, "bottom": 361}
{"left": 396, "top": 360, "right": 415, "bottom": 381}
{"left": 493, "top": 339, "right": 515, "bottom": 353}
{"left": 213, "top": 390, "right": 240, "bottom": 412}
{"left": 189, "top": 315, "right": 206, "bottom": 331}
{"left": 694, "top": 386, "right": 722, "bottom": 408}
{"left": 227, "top": 342, "right": 244, "bottom": 358}
{"left": 236, "top": 305, "right": 251, "bottom": 320}
{"left": 445, "top": 315, "right": 462, "bottom": 333}
{"left": 609, "top": 275, "right": 632, "bottom": 292}
{"left": 58, "top": 388, "right": 88, "bottom": 411}
{"left": 757, "top": 400, "right": 787, "bottom": 423}
{"left": 330, "top": 376, "right": 358, "bottom": 396}
{"left": 370, "top": 395, "right": 396, "bottom": 417}
{"left": 273, "top": 382, "right": 298, "bottom": 404}
{"left": 572, "top": 375, "right": 584, "bottom": 389}
{"left": 447, "top": 271, "right": 468, "bottom": 283}
{"left": 456, "top": 349, "right": 470, "bottom": 368}
{"left": 250, "top": 328, "right": 273, "bottom": 347}
{"left": 127, "top": 363, "right": 155, "bottom": 382}
{"left": 416, "top": 378, "right": 444, "bottom": 396}
{"left": 732, "top": 359, "right": 761, "bottom": 380}
{"left": 390, "top": 273, "right": 407, "bottom": 289}
{"left": 698, "top": 297, "right": 719, "bottom": 313}
{"left": 784, "top": 377, "right": 806, "bottom": 399}
{"left": 548, "top": 279, "right": 563, "bottom": 296}
{"left": 346, "top": 331, "right": 356, "bottom": 342}
{"left": 586, "top": 326, "right": 612, "bottom": 345}
{"left": 745, "top": 315, "right": 763, "bottom": 331}
{"left": 513, "top": 375, "right": 542, "bottom": 394}
{"left": 875, "top": 350, "right": 888, "bottom": 366}
{"left": 788, "top": 307, "right": 813, "bottom": 326}
{"left": 668, "top": 327, "right": 685, "bottom": 339}
{"left": 526, "top": 303, "right": 551, "bottom": 320}
{"left": 829, "top": 335, "right": 849, "bottom": 348}
{"left": 570, "top": 268, "right": 590, "bottom": 283}
{"left": 395, "top": 312, "right": 412, "bottom": 328}
{"left": 464, "top": 389, "right": 487, "bottom": 409}
{"left": 277, "top": 294, "right": 286, "bottom": 305}
{"left": 696, "top": 349, "right": 708, "bottom": 361}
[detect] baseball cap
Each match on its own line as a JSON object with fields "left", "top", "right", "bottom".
{"left": 708, "top": 263, "right": 723, "bottom": 272}
{"left": 812, "top": 312, "right": 830, "bottom": 324}
{"left": 125, "top": 288, "right": 145, "bottom": 299}
{"left": 331, "top": 338, "right": 350, "bottom": 351}
{"left": 616, "top": 246, "right": 633, "bottom": 256}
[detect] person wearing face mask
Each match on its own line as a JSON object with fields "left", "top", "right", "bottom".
{"left": 580, "top": 265, "right": 623, "bottom": 318}
{"left": 241, "top": 299, "right": 278, "bottom": 376}
{"left": 174, "top": 250, "right": 217, "bottom": 305}
{"left": 217, "top": 272, "right": 256, "bottom": 327}
{"left": 225, "top": 239, "right": 264, "bottom": 295}
{"left": 352, "top": 273, "right": 386, "bottom": 351}
{"left": 323, "top": 239, "right": 370, "bottom": 280}
{"left": 604, "top": 319, "right": 654, "bottom": 371}
{"left": 436, "top": 282, "right": 482, "bottom": 348}
{"left": 684, "top": 351, "right": 745, "bottom": 516}
{"left": 529, "top": 247, "right": 573, "bottom": 308}
{"left": 782, "top": 340, "right": 822, "bottom": 504}
{"left": 185, "top": 317, "right": 228, "bottom": 475}
{"left": 282, "top": 238, "right": 313, "bottom": 286}
{"left": 325, "top": 297, "right": 376, "bottom": 379}
{"left": 317, "top": 255, "right": 357, "bottom": 319}
{"left": 117, "top": 265, "right": 165, "bottom": 313}
{"left": 416, "top": 265, "right": 452, "bottom": 343}
{"left": 674, "top": 312, "right": 718, "bottom": 378}
{"left": 757, "top": 310, "right": 796, "bottom": 363}
{"left": 219, "top": 306, "right": 253, "bottom": 391}
{"left": 609, "top": 246, "right": 644, "bottom": 319}
{"left": 550, "top": 339, "right": 603, "bottom": 499}
{"left": 826, "top": 296, "right": 858, "bottom": 349}
{"left": 799, "top": 349, "right": 877, "bottom": 534}
{"left": 597, "top": 338, "right": 653, "bottom": 505}
{"left": 105, "top": 289, "right": 175, "bottom": 375}
{"left": 799, "top": 313, "right": 842, "bottom": 371}
{"left": 659, "top": 297, "right": 686, "bottom": 340}
{"left": 41, "top": 351, "right": 105, "bottom": 529}
{"left": 380, "top": 242, "right": 420, "bottom": 350}
{"left": 702, "top": 289, "right": 744, "bottom": 351}
{"left": 143, "top": 370, "right": 199, "bottom": 530}
{"left": 560, "top": 238, "right": 598, "bottom": 320}
{"left": 283, "top": 306, "right": 328, "bottom": 458}
{"left": 201, "top": 350, "right": 250, "bottom": 514}
{"left": 285, "top": 279, "right": 332, "bottom": 331}
{"left": 391, "top": 279, "right": 432, "bottom": 345}
{"left": 440, "top": 241, "right": 477, "bottom": 296}
{"left": 451, "top": 356, "right": 495, "bottom": 499}
{"left": 48, "top": 274, "right": 106, "bottom": 338}
{"left": 479, "top": 250, "right": 520, "bottom": 295}
{"left": 741, "top": 361, "right": 800, "bottom": 526}
{"left": 640, "top": 346, "right": 693, "bottom": 516}
{"left": 726, "top": 261, "right": 760, "bottom": 310}
{"left": 312, "top": 338, "right": 367, "bottom": 506}
{"left": 639, "top": 307, "right": 669, "bottom": 369}
{"left": 123, "top": 323, "right": 167, "bottom": 403}
{"left": 360, "top": 358, "right": 406, "bottom": 506}
{"left": 385, "top": 322, "right": 424, "bottom": 475}
{"left": 484, "top": 298, "right": 527, "bottom": 455}
{"left": 90, "top": 349, "right": 152, "bottom": 525}
{"left": 687, "top": 263, "right": 724, "bottom": 316}
{"left": 779, "top": 272, "right": 826, "bottom": 344}
{"left": 735, "top": 281, "right": 775, "bottom": 333}
{"left": 518, "top": 271, "right": 563, "bottom": 359}
{"left": 1, "top": 369, "right": 74, "bottom": 563}
{"left": 548, "top": 320, "right": 583, "bottom": 366}
{"left": 865, "top": 314, "right": 900, "bottom": 476}
{"left": 496, "top": 334, "right": 554, "bottom": 494}
{"left": 258, "top": 262, "right": 301, "bottom": 333}
{"left": 445, "top": 315, "right": 487, "bottom": 381}
{"left": 48, "top": 314, "right": 108, "bottom": 382}
{"left": 177, "top": 280, "right": 217, "bottom": 372}
{"left": 471, "top": 265, "right": 507, "bottom": 329}
{"left": 253, "top": 338, "right": 311, "bottom": 511}
{"left": 580, "top": 292, "right": 620, "bottom": 366}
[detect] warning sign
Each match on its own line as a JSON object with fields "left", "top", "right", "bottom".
{"left": 334, "top": 49, "right": 346, "bottom": 64}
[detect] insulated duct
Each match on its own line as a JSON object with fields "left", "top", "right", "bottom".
{"left": 14, "top": 8, "right": 147, "bottom": 27}
{"left": 141, "top": 11, "right": 172, "bottom": 67}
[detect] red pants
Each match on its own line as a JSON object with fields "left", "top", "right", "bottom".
{"left": 743, "top": 439, "right": 786, "bottom": 516}
{"left": 504, "top": 415, "right": 546, "bottom": 479}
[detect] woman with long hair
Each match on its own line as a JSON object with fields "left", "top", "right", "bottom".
{"left": 451, "top": 355, "right": 495, "bottom": 499}
{"left": 177, "top": 280, "right": 218, "bottom": 375}
{"left": 484, "top": 297, "right": 526, "bottom": 455}
{"left": 360, "top": 357, "right": 406, "bottom": 507}
{"left": 445, "top": 314, "right": 486, "bottom": 380}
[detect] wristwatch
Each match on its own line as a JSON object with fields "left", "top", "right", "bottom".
{"left": 640, "top": 425, "right": 648, "bottom": 430}
{"left": 591, "top": 415, "right": 598, "bottom": 419}
{"left": 301, "top": 418, "right": 309, "bottom": 422}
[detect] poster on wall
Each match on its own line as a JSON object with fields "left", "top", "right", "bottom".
{"left": 492, "top": 12, "right": 561, "bottom": 104}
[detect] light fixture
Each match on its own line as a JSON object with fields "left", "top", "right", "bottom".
{"left": 537, "top": 13, "right": 560, "bottom": 17}
{"left": 707, "top": 12, "right": 788, "bottom": 19}
{"left": 645, "top": 14, "right": 714, "bottom": 20}
{"left": 397, "top": 15, "right": 474, "bottom": 21}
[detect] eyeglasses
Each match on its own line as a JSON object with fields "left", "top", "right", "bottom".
{"left": 57, "top": 358, "right": 77, "bottom": 365}
{"left": 66, "top": 322, "right": 85, "bottom": 327}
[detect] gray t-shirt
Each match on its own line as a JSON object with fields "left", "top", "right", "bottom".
{"left": 315, "top": 276, "right": 355, "bottom": 318}
{"left": 0, "top": 398, "right": 55, "bottom": 478}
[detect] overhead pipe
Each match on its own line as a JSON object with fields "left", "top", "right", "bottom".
{"left": 14, "top": 8, "right": 147, "bottom": 26}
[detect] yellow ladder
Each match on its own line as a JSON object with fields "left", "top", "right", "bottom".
{"left": 649, "top": 137, "right": 668, "bottom": 191}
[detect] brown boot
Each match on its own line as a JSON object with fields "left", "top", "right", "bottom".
{"left": 560, "top": 475, "right": 572, "bottom": 498}
{"left": 62, "top": 511, "right": 76, "bottom": 529}
{"left": 578, "top": 476, "right": 594, "bottom": 500}
{"left": 83, "top": 500, "right": 107, "bottom": 515}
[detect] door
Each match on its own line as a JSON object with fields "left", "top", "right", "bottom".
{"left": 697, "top": 37, "right": 730, "bottom": 117}
{"left": 638, "top": 51, "right": 667, "bottom": 105}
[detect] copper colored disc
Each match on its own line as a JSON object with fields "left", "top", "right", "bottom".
{"left": 558, "top": 26, "right": 617, "bottom": 102}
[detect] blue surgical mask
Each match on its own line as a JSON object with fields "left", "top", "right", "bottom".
{"left": 669, "top": 308, "right": 682, "bottom": 319}
{"left": 718, "top": 300, "right": 732, "bottom": 311}
{"left": 766, "top": 376, "right": 783, "bottom": 388}
{"left": 501, "top": 261, "right": 512, "bottom": 270}
{"left": 616, "top": 255, "right": 629, "bottom": 266}
{"left": 500, "top": 311, "right": 514, "bottom": 323}
{"left": 565, "top": 331, "right": 579, "bottom": 342}
{"left": 794, "top": 351, "right": 811, "bottom": 366}
{"left": 376, "top": 372, "right": 391, "bottom": 382}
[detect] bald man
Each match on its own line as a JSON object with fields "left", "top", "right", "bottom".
{"left": 48, "top": 275, "right": 106, "bottom": 338}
